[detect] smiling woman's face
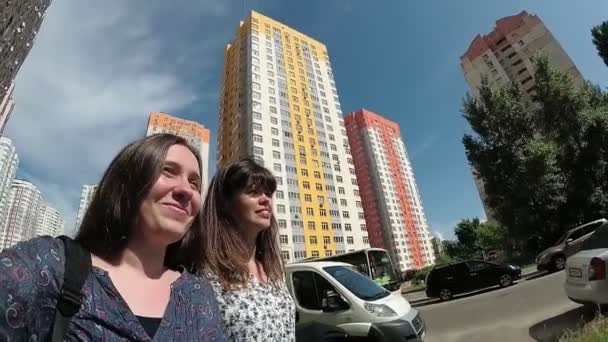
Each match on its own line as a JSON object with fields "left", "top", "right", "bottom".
{"left": 136, "top": 144, "right": 202, "bottom": 245}
{"left": 233, "top": 187, "right": 274, "bottom": 232}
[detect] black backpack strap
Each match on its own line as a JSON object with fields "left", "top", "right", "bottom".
{"left": 52, "top": 235, "right": 92, "bottom": 342}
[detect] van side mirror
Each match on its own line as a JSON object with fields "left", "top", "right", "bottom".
{"left": 321, "top": 289, "right": 348, "bottom": 312}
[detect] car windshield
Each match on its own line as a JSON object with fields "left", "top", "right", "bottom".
{"left": 324, "top": 265, "right": 391, "bottom": 301}
{"left": 582, "top": 225, "right": 608, "bottom": 250}
{"left": 554, "top": 231, "right": 570, "bottom": 246}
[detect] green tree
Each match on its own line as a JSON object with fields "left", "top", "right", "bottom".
{"left": 440, "top": 218, "right": 508, "bottom": 261}
{"left": 592, "top": 20, "right": 608, "bottom": 67}
{"left": 462, "top": 55, "right": 608, "bottom": 255}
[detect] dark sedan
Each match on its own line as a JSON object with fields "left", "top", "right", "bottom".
{"left": 425, "top": 260, "right": 522, "bottom": 301}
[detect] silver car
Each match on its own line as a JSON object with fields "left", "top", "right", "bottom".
{"left": 536, "top": 219, "right": 607, "bottom": 272}
{"left": 564, "top": 223, "right": 608, "bottom": 312}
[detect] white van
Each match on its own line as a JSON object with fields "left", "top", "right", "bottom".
{"left": 285, "top": 261, "right": 426, "bottom": 341}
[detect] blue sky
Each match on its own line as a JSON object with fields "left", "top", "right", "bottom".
{"left": 6, "top": 0, "right": 608, "bottom": 238}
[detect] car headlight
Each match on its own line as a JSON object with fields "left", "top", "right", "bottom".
{"left": 364, "top": 302, "right": 397, "bottom": 317}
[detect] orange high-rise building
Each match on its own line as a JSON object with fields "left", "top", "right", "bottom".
{"left": 345, "top": 109, "right": 435, "bottom": 271}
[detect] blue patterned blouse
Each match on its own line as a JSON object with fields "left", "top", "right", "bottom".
{"left": 0, "top": 236, "right": 226, "bottom": 341}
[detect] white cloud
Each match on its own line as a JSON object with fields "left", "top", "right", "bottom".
{"left": 4, "top": 1, "right": 229, "bottom": 235}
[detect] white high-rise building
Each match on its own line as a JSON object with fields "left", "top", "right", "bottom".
{"left": 0, "top": 83, "right": 15, "bottom": 136}
{"left": 75, "top": 184, "right": 97, "bottom": 230}
{"left": 1, "top": 180, "right": 43, "bottom": 250}
{"left": 218, "top": 11, "right": 370, "bottom": 263}
{"left": 0, "top": 137, "right": 19, "bottom": 231}
{"left": 36, "top": 205, "right": 65, "bottom": 237}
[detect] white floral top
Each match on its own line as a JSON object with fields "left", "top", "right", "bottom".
{"left": 209, "top": 275, "right": 296, "bottom": 342}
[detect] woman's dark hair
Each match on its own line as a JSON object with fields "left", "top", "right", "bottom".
{"left": 75, "top": 133, "right": 204, "bottom": 272}
{"left": 200, "top": 157, "right": 282, "bottom": 289}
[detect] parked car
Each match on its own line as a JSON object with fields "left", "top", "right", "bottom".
{"left": 536, "top": 218, "right": 607, "bottom": 272}
{"left": 286, "top": 261, "right": 426, "bottom": 341}
{"left": 425, "top": 260, "right": 522, "bottom": 301}
{"left": 564, "top": 222, "right": 608, "bottom": 313}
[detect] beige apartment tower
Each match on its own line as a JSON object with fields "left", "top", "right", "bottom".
{"left": 460, "top": 11, "right": 583, "bottom": 222}
{"left": 461, "top": 10, "right": 583, "bottom": 97}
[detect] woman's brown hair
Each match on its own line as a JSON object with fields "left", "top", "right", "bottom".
{"left": 75, "top": 133, "right": 205, "bottom": 272}
{"left": 200, "top": 157, "right": 283, "bottom": 289}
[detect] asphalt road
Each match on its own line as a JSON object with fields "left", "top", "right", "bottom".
{"left": 412, "top": 272, "right": 596, "bottom": 342}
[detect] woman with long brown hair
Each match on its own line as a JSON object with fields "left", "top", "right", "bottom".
{"left": 200, "top": 157, "right": 295, "bottom": 341}
{"left": 0, "top": 134, "right": 226, "bottom": 341}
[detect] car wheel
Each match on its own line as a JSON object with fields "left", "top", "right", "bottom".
{"left": 553, "top": 256, "right": 566, "bottom": 271}
{"left": 439, "top": 288, "right": 453, "bottom": 301}
{"left": 499, "top": 274, "right": 513, "bottom": 287}
{"left": 583, "top": 302, "right": 601, "bottom": 318}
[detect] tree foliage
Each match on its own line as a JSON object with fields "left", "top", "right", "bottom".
{"left": 462, "top": 55, "right": 608, "bottom": 256}
{"left": 440, "top": 218, "right": 507, "bottom": 261}
{"left": 592, "top": 20, "right": 608, "bottom": 67}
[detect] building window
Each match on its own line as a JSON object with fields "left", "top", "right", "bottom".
{"left": 325, "top": 250, "right": 332, "bottom": 257}
{"left": 280, "top": 235, "right": 289, "bottom": 244}
{"left": 271, "top": 128, "right": 279, "bottom": 136}
{"left": 304, "top": 194, "right": 312, "bottom": 202}
{"left": 253, "top": 123, "right": 262, "bottom": 131}
{"left": 254, "top": 147, "right": 263, "bottom": 155}
{"left": 310, "top": 236, "right": 318, "bottom": 245}
{"left": 272, "top": 139, "right": 280, "bottom": 147}
{"left": 273, "top": 151, "right": 281, "bottom": 159}
{"left": 276, "top": 191, "right": 284, "bottom": 199}
{"left": 253, "top": 134, "right": 263, "bottom": 143}
{"left": 323, "top": 236, "right": 330, "bottom": 245}
{"left": 274, "top": 163, "right": 282, "bottom": 172}
{"left": 321, "top": 222, "right": 329, "bottom": 230}
{"left": 344, "top": 224, "right": 352, "bottom": 231}
{"left": 340, "top": 199, "right": 347, "bottom": 206}
{"left": 308, "top": 221, "right": 316, "bottom": 231}
{"left": 277, "top": 205, "right": 285, "bottom": 213}
{"left": 306, "top": 208, "right": 314, "bottom": 216}
{"left": 342, "top": 211, "right": 350, "bottom": 218}
{"left": 311, "top": 251, "right": 319, "bottom": 257}
{"left": 347, "top": 236, "right": 354, "bottom": 244}
{"left": 281, "top": 250, "right": 290, "bottom": 262}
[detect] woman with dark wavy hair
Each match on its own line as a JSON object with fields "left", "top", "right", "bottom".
{"left": 200, "top": 157, "right": 295, "bottom": 341}
{"left": 0, "top": 134, "right": 225, "bottom": 341}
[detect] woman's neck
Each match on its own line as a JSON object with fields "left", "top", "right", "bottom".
{"left": 109, "top": 235, "right": 168, "bottom": 279}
